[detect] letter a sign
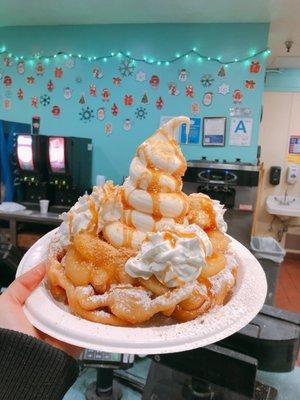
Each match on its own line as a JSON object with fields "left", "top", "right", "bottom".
{"left": 230, "top": 117, "right": 253, "bottom": 146}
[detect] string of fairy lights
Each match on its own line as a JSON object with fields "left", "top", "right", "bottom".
{"left": 0, "top": 46, "right": 271, "bottom": 67}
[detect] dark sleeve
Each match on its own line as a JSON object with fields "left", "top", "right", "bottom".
{"left": 0, "top": 328, "right": 79, "bottom": 400}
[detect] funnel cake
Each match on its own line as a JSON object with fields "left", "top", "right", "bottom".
{"left": 47, "top": 116, "right": 237, "bottom": 326}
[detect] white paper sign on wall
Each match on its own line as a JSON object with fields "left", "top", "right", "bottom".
{"left": 229, "top": 117, "right": 253, "bottom": 146}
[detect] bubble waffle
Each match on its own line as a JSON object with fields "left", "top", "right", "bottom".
{"left": 47, "top": 116, "right": 237, "bottom": 326}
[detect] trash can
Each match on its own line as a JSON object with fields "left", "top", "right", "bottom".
{"left": 250, "top": 236, "right": 286, "bottom": 306}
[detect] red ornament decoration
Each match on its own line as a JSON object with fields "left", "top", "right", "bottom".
{"left": 233, "top": 89, "right": 243, "bottom": 103}
{"left": 3, "top": 76, "right": 12, "bottom": 87}
{"left": 54, "top": 67, "right": 63, "bottom": 78}
{"left": 27, "top": 76, "right": 35, "bottom": 85}
{"left": 35, "top": 62, "right": 45, "bottom": 75}
{"left": 52, "top": 105, "right": 60, "bottom": 117}
{"left": 156, "top": 96, "right": 164, "bottom": 110}
{"left": 89, "top": 84, "right": 97, "bottom": 96}
{"left": 124, "top": 94, "right": 133, "bottom": 106}
{"left": 113, "top": 77, "right": 122, "bottom": 86}
{"left": 245, "top": 80, "right": 255, "bottom": 89}
{"left": 102, "top": 88, "right": 110, "bottom": 102}
{"left": 111, "top": 103, "right": 118, "bottom": 116}
{"left": 47, "top": 79, "right": 54, "bottom": 92}
{"left": 149, "top": 75, "right": 160, "bottom": 88}
{"left": 185, "top": 84, "right": 194, "bottom": 98}
{"left": 31, "top": 96, "right": 38, "bottom": 108}
{"left": 249, "top": 61, "right": 261, "bottom": 74}
{"left": 17, "top": 88, "right": 24, "bottom": 100}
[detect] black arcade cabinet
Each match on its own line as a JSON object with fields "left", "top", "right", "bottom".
{"left": 16, "top": 134, "right": 49, "bottom": 208}
{"left": 47, "top": 136, "right": 92, "bottom": 211}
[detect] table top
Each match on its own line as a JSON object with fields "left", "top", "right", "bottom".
{"left": 0, "top": 210, "right": 61, "bottom": 225}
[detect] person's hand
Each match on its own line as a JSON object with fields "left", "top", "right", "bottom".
{"left": 0, "top": 263, "right": 82, "bottom": 358}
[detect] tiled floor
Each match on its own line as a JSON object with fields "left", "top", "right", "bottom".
{"left": 275, "top": 256, "right": 300, "bottom": 313}
{"left": 274, "top": 255, "right": 300, "bottom": 367}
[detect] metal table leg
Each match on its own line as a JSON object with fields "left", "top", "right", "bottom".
{"left": 9, "top": 219, "right": 17, "bottom": 247}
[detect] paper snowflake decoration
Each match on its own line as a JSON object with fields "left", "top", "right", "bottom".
{"left": 135, "top": 70, "right": 146, "bottom": 82}
{"left": 201, "top": 74, "right": 214, "bottom": 87}
{"left": 218, "top": 83, "right": 230, "bottom": 96}
{"left": 40, "top": 94, "right": 50, "bottom": 106}
{"left": 119, "top": 58, "right": 135, "bottom": 77}
{"left": 79, "top": 106, "right": 94, "bottom": 122}
{"left": 65, "top": 58, "right": 75, "bottom": 69}
{"left": 135, "top": 106, "right": 147, "bottom": 120}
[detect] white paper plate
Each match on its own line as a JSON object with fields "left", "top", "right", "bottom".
{"left": 16, "top": 228, "right": 267, "bottom": 354}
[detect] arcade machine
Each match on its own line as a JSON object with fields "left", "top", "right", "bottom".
{"left": 16, "top": 133, "right": 49, "bottom": 209}
{"left": 0, "top": 119, "right": 31, "bottom": 203}
{"left": 47, "top": 136, "right": 92, "bottom": 212}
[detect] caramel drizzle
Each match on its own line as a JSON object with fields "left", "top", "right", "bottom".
{"left": 198, "top": 277, "right": 212, "bottom": 296}
{"left": 123, "top": 226, "right": 134, "bottom": 248}
{"left": 87, "top": 199, "right": 98, "bottom": 233}
{"left": 163, "top": 230, "right": 196, "bottom": 248}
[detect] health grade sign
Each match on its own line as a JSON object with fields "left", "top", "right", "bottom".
{"left": 229, "top": 117, "right": 253, "bottom": 147}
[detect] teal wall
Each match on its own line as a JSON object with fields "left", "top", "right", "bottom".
{"left": 265, "top": 69, "right": 300, "bottom": 92}
{"left": 0, "top": 23, "right": 269, "bottom": 185}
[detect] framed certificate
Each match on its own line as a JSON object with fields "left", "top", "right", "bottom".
{"left": 202, "top": 117, "right": 226, "bottom": 146}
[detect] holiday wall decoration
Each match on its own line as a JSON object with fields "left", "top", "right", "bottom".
{"left": 97, "top": 107, "right": 105, "bottom": 120}
{"left": 17, "top": 88, "right": 24, "bottom": 100}
{"left": 35, "top": 63, "right": 44, "bottom": 75}
{"left": 119, "top": 58, "right": 135, "bottom": 77}
{"left": 3, "top": 75, "right": 12, "bottom": 87}
{"left": 149, "top": 75, "right": 159, "bottom": 88}
{"left": 250, "top": 61, "right": 260, "bottom": 73}
{"left": 27, "top": 76, "right": 35, "bottom": 85}
{"left": 79, "top": 106, "right": 94, "bottom": 122}
{"left": 135, "top": 106, "right": 147, "bottom": 119}
{"left": 124, "top": 94, "right": 133, "bottom": 106}
{"left": 113, "top": 77, "right": 122, "bottom": 86}
{"left": 40, "top": 94, "right": 50, "bottom": 106}
{"left": 245, "top": 80, "right": 255, "bottom": 89}
{"left": 136, "top": 71, "right": 146, "bottom": 82}
{"left": 218, "top": 83, "right": 230, "bottom": 96}
{"left": 17, "top": 61, "right": 25, "bottom": 74}
{"left": 0, "top": 44, "right": 267, "bottom": 165}
{"left": 52, "top": 105, "right": 60, "bottom": 117}
{"left": 47, "top": 79, "right": 54, "bottom": 92}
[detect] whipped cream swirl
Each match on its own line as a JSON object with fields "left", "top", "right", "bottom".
{"left": 58, "top": 186, "right": 103, "bottom": 246}
{"left": 213, "top": 200, "right": 227, "bottom": 232}
{"left": 125, "top": 224, "right": 212, "bottom": 287}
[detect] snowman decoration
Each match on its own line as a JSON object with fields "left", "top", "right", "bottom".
{"left": 123, "top": 118, "right": 132, "bottom": 131}
{"left": 64, "top": 87, "right": 72, "bottom": 100}
{"left": 97, "top": 107, "right": 105, "bottom": 120}
{"left": 178, "top": 69, "right": 188, "bottom": 82}
{"left": 17, "top": 61, "right": 25, "bottom": 74}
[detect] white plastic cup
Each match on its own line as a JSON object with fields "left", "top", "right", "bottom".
{"left": 39, "top": 199, "right": 49, "bottom": 214}
{"left": 96, "top": 175, "right": 106, "bottom": 187}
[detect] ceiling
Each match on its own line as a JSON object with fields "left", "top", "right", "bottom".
{"left": 0, "top": 0, "right": 300, "bottom": 66}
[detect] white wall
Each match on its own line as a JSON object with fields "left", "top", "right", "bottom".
{"left": 256, "top": 92, "right": 300, "bottom": 250}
